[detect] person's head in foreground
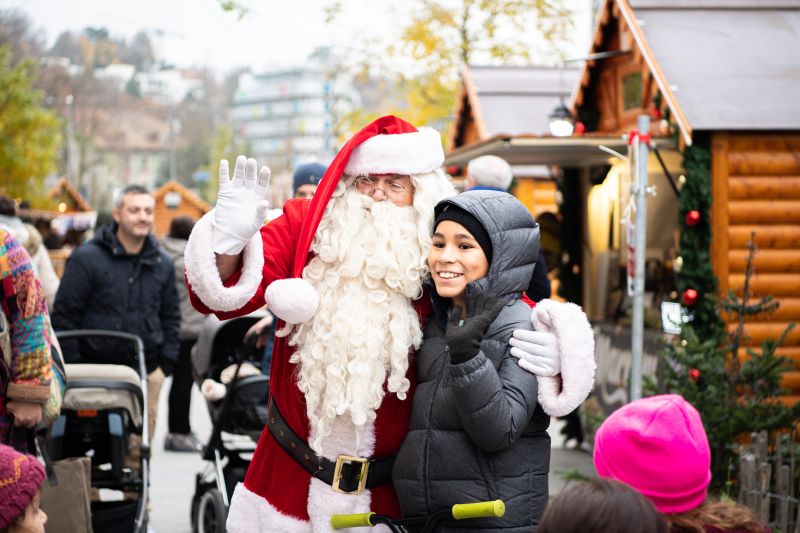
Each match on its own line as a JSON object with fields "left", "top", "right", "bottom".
{"left": 594, "top": 394, "right": 766, "bottom": 533}
{"left": 538, "top": 477, "right": 668, "bottom": 533}
{"left": 0, "top": 444, "right": 47, "bottom": 533}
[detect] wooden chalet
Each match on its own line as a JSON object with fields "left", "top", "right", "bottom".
{"left": 447, "top": 0, "right": 800, "bottom": 412}
{"left": 152, "top": 181, "right": 211, "bottom": 237}
{"left": 447, "top": 65, "right": 581, "bottom": 219}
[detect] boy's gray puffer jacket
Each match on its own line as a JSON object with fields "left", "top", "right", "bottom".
{"left": 393, "top": 190, "right": 551, "bottom": 532}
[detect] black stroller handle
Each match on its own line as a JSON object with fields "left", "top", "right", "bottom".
{"left": 53, "top": 329, "right": 150, "bottom": 533}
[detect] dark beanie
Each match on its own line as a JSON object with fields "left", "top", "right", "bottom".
{"left": 434, "top": 205, "right": 493, "bottom": 265}
{"left": 293, "top": 162, "right": 326, "bottom": 193}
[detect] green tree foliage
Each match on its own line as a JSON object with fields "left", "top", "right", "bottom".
{"left": 677, "top": 141, "right": 722, "bottom": 339}
{"left": 655, "top": 237, "right": 800, "bottom": 492}
{"left": 0, "top": 47, "right": 62, "bottom": 205}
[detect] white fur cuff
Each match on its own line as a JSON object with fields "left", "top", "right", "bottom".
{"left": 265, "top": 278, "right": 319, "bottom": 324}
{"left": 227, "top": 483, "right": 311, "bottom": 533}
{"left": 532, "top": 300, "right": 596, "bottom": 417}
{"left": 184, "top": 211, "right": 264, "bottom": 312}
{"left": 344, "top": 127, "right": 444, "bottom": 176}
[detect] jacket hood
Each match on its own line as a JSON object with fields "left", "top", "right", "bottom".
{"left": 94, "top": 223, "right": 160, "bottom": 259}
{"left": 433, "top": 190, "right": 539, "bottom": 299}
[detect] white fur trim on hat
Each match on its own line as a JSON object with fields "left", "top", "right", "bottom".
{"left": 184, "top": 211, "right": 264, "bottom": 312}
{"left": 467, "top": 155, "right": 513, "bottom": 190}
{"left": 532, "top": 300, "right": 596, "bottom": 417}
{"left": 265, "top": 278, "right": 319, "bottom": 324}
{"left": 226, "top": 482, "right": 311, "bottom": 533}
{"left": 344, "top": 127, "right": 444, "bottom": 177}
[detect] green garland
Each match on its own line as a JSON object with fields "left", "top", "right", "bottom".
{"left": 676, "top": 140, "right": 723, "bottom": 339}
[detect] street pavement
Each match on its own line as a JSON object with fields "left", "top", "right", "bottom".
{"left": 148, "top": 379, "right": 596, "bottom": 532}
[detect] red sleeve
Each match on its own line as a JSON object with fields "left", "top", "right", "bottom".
{"left": 186, "top": 200, "right": 310, "bottom": 320}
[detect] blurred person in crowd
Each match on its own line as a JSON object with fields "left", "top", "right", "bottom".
{"left": 539, "top": 478, "right": 669, "bottom": 533}
{"left": 0, "top": 444, "right": 48, "bottom": 533}
{"left": 0, "top": 229, "right": 53, "bottom": 452}
{"left": 52, "top": 185, "right": 180, "bottom": 443}
{"left": 594, "top": 394, "right": 767, "bottom": 533}
{"left": 0, "top": 196, "right": 59, "bottom": 309}
{"left": 160, "top": 216, "right": 205, "bottom": 453}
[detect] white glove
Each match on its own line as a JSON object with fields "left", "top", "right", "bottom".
{"left": 509, "top": 330, "right": 560, "bottom": 377}
{"left": 212, "top": 155, "right": 271, "bottom": 255}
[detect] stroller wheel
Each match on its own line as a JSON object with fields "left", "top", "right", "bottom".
{"left": 196, "top": 489, "right": 227, "bottom": 533}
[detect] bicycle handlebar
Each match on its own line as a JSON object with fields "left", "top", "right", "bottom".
{"left": 452, "top": 499, "right": 505, "bottom": 520}
{"left": 330, "top": 500, "right": 505, "bottom": 529}
{"left": 330, "top": 512, "right": 375, "bottom": 529}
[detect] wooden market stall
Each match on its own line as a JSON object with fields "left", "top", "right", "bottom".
{"left": 569, "top": 0, "right": 800, "bottom": 408}
{"left": 152, "top": 180, "right": 211, "bottom": 238}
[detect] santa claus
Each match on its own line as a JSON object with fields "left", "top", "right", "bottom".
{"left": 184, "top": 116, "right": 595, "bottom": 532}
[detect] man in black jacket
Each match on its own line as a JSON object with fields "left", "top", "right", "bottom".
{"left": 52, "top": 184, "right": 180, "bottom": 441}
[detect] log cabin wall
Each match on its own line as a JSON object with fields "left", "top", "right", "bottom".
{"left": 711, "top": 132, "right": 800, "bottom": 404}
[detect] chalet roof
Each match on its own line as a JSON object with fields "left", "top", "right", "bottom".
{"left": 463, "top": 65, "right": 581, "bottom": 137}
{"left": 153, "top": 180, "right": 211, "bottom": 213}
{"left": 47, "top": 177, "right": 92, "bottom": 212}
{"left": 576, "top": 0, "right": 800, "bottom": 143}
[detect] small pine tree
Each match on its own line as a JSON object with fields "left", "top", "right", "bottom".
{"left": 655, "top": 235, "right": 800, "bottom": 492}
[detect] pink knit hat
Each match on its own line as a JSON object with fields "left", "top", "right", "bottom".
{"left": 0, "top": 443, "right": 46, "bottom": 529}
{"left": 593, "top": 394, "right": 711, "bottom": 514}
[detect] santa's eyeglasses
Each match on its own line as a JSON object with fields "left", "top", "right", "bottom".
{"left": 353, "top": 176, "right": 411, "bottom": 199}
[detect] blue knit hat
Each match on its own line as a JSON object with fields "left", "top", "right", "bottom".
{"left": 293, "top": 163, "right": 326, "bottom": 194}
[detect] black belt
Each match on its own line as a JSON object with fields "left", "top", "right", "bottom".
{"left": 267, "top": 400, "right": 395, "bottom": 494}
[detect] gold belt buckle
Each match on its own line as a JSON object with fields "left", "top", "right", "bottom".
{"left": 332, "top": 455, "right": 370, "bottom": 495}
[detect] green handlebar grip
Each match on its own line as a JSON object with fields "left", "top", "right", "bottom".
{"left": 330, "top": 512, "right": 375, "bottom": 529}
{"left": 452, "top": 500, "right": 505, "bottom": 520}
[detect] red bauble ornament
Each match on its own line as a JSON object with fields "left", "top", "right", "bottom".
{"left": 649, "top": 104, "right": 662, "bottom": 120}
{"left": 682, "top": 288, "right": 699, "bottom": 306}
{"left": 685, "top": 210, "right": 701, "bottom": 227}
{"left": 689, "top": 368, "right": 700, "bottom": 382}
{"left": 447, "top": 165, "right": 460, "bottom": 176}
{"left": 574, "top": 121, "right": 586, "bottom": 135}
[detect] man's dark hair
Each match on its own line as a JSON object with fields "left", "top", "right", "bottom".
{"left": 168, "top": 216, "right": 195, "bottom": 240}
{"left": 115, "top": 185, "right": 151, "bottom": 208}
{"left": 0, "top": 195, "right": 18, "bottom": 216}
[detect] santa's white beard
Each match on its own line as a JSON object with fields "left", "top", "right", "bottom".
{"left": 287, "top": 187, "right": 430, "bottom": 452}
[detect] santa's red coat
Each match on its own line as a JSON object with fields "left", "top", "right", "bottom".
{"left": 187, "top": 199, "right": 431, "bottom": 528}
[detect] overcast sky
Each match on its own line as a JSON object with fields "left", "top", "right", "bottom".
{"left": 5, "top": 0, "right": 594, "bottom": 75}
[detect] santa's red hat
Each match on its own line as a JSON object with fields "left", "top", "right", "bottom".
{"left": 290, "top": 115, "right": 444, "bottom": 277}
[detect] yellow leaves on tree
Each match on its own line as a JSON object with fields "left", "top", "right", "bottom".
{"left": 388, "top": 0, "right": 571, "bottom": 131}
{"left": 0, "top": 47, "right": 62, "bottom": 205}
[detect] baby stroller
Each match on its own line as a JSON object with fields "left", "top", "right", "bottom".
{"left": 46, "top": 330, "right": 150, "bottom": 533}
{"left": 189, "top": 313, "right": 270, "bottom": 533}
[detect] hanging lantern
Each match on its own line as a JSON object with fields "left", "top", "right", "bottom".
{"left": 685, "top": 210, "right": 701, "bottom": 227}
{"left": 682, "top": 288, "right": 699, "bottom": 306}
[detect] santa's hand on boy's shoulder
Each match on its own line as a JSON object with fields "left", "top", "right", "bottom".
{"left": 446, "top": 291, "right": 507, "bottom": 364}
{"left": 212, "top": 155, "right": 271, "bottom": 255}
{"left": 510, "top": 330, "right": 560, "bottom": 377}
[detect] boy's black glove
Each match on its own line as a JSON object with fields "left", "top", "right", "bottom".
{"left": 446, "top": 292, "right": 507, "bottom": 364}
